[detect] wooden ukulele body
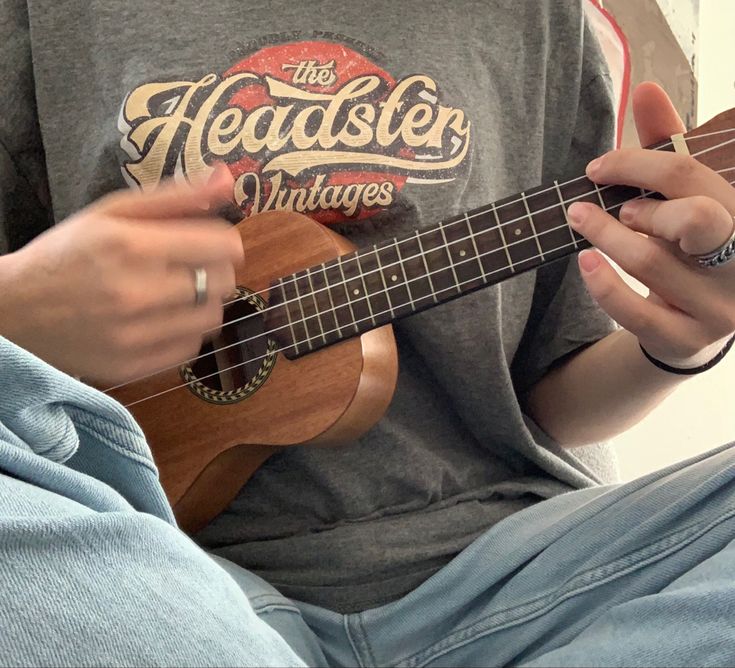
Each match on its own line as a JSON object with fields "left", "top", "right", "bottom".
{"left": 109, "top": 211, "right": 398, "bottom": 533}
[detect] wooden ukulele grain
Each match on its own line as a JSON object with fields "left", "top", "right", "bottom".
{"left": 109, "top": 212, "right": 398, "bottom": 532}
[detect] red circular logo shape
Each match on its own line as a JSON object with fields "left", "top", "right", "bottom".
{"left": 223, "top": 41, "right": 411, "bottom": 224}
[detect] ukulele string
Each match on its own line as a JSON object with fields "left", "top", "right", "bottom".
{"left": 216, "top": 125, "right": 735, "bottom": 311}
{"left": 123, "top": 237, "right": 583, "bottom": 407}
{"left": 108, "top": 159, "right": 735, "bottom": 396}
{"left": 105, "top": 183, "right": 655, "bottom": 394}
{"left": 103, "top": 134, "right": 735, "bottom": 393}
{"left": 121, "top": 172, "right": 735, "bottom": 408}
{"left": 204, "top": 133, "right": 735, "bottom": 337}
{"left": 104, "top": 157, "right": 735, "bottom": 395}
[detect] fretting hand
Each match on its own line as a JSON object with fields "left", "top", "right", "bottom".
{"left": 567, "top": 82, "right": 735, "bottom": 371}
{"left": 0, "top": 164, "right": 243, "bottom": 385}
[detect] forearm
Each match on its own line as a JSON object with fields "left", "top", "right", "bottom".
{"left": 525, "top": 328, "right": 688, "bottom": 447}
{"left": 0, "top": 251, "right": 26, "bottom": 340}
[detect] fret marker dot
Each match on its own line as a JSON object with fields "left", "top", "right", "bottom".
{"left": 459, "top": 249, "right": 466, "bottom": 257}
{"left": 353, "top": 288, "right": 360, "bottom": 296}
{"left": 391, "top": 275, "right": 398, "bottom": 282}
{"left": 514, "top": 228, "right": 522, "bottom": 236}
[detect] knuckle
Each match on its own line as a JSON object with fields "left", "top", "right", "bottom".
{"left": 223, "top": 227, "right": 245, "bottom": 261}
{"left": 589, "top": 272, "right": 616, "bottom": 303}
{"left": 689, "top": 196, "right": 722, "bottom": 224}
{"left": 92, "top": 190, "right": 125, "bottom": 213}
{"left": 184, "top": 337, "right": 205, "bottom": 360}
{"left": 204, "top": 303, "right": 225, "bottom": 330}
{"left": 174, "top": 335, "right": 205, "bottom": 362}
{"left": 668, "top": 155, "right": 698, "bottom": 183}
{"left": 631, "top": 242, "right": 665, "bottom": 276}
{"left": 217, "top": 266, "right": 237, "bottom": 299}
{"left": 99, "top": 278, "right": 128, "bottom": 306}
{"left": 108, "top": 325, "right": 139, "bottom": 352}
{"left": 632, "top": 308, "right": 659, "bottom": 340}
{"left": 96, "top": 225, "right": 139, "bottom": 259}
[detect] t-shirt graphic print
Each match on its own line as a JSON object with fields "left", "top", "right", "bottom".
{"left": 118, "top": 35, "right": 472, "bottom": 226}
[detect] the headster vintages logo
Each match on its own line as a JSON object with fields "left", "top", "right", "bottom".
{"left": 119, "top": 37, "right": 471, "bottom": 224}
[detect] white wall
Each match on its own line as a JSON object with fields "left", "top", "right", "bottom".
{"left": 697, "top": 0, "right": 735, "bottom": 122}
{"left": 655, "top": 0, "right": 699, "bottom": 69}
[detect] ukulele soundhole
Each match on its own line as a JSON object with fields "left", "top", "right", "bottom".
{"left": 179, "top": 287, "right": 277, "bottom": 404}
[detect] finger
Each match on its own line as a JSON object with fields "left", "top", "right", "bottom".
{"left": 586, "top": 149, "right": 735, "bottom": 211}
{"left": 118, "top": 335, "right": 209, "bottom": 383}
{"left": 94, "top": 163, "right": 234, "bottom": 219}
{"left": 130, "top": 300, "right": 225, "bottom": 349}
{"left": 619, "top": 196, "right": 735, "bottom": 256}
{"left": 120, "top": 219, "right": 245, "bottom": 268}
{"left": 576, "top": 248, "right": 701, "bottom": 357}
{"left": 568, "top": 201, "right": 711, "bottom": 318}
{"left": 632, "top": 82, "right": 686, "bottom": 147}
{"left": 123, "top": 263, "right": 237, "bottom": 314}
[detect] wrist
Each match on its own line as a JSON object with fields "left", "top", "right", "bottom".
{"left": 639, "top": 334, "right": 735, "bottom": 376}
{"left": 0, "top": 250, "right": 31, "bottom": 344}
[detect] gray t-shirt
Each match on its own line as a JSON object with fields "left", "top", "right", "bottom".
{"left": 1, "top": 0, "right": 618, "bottom": 612}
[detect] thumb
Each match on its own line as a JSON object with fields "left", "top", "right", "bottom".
{"left": 633, "top": 82, "right": 686, "bottom": 147}
{"left": 94, "top": 163, "right": 235, "bottom": 219}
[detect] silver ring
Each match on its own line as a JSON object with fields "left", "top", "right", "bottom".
{"left": 193, "top": 267, "right": 208, "bottom": 306}
{"left": 696, "top": 219, "right": 735, "bottom": 268}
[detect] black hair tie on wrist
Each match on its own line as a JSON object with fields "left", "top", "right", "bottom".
{"left": 639, "top": 334, "right": 735, "bottom": 375}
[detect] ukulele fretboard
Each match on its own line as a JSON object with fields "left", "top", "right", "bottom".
{"left": 266, "top": 166, "right": 667, "bottom": 358}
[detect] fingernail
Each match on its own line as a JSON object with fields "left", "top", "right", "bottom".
{"left": 578, "top": 249, "right": 601, "bottom": 273}
{"left": 586, "top": 157, "right": 603, "bottom": 177}
{"left": 567, "top": 202, "right": 590, "bottom": 227}
{"left": 619, "top": 199, "right": 642, "bottom": 223}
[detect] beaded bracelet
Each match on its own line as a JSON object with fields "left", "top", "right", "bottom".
{"left": 639, "top": 334, "right": 735, "bottom": 376}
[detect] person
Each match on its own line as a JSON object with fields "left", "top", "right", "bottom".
{"left": 1, "top": 0, "right": 734, "bottom": 665}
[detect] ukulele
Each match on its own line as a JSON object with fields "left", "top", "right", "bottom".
{"left": 108, "top": 109, "right": 735, "bottom": 533}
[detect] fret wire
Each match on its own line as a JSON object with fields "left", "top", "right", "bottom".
{"left": 415, "top": 230, "right": 439, "bottom": 303}
{"left": 224, "top": 185, "right": 660, "bottom": 340}
{"left": 143, "top": 181, "right": 680, "bottom": 389}
{"left": 113, "top": 170, "right": 735, "bottom": 400}
{"left": 464, "top": 213, "right": 486, "bottom": 279}
{"left": 127, "top": 235, "right": 592, "bottom": 407}
{"left": 554, "top": 179, "right": 578, "bottom": 250}
{"left": 292, "top": 273, "right": 314, "bottom": 351}
{"left": 229, "top": 179, "right": 677, "bottom": 341}
{"left": 333, "top": 220, "right": 588, "bottom": 322}
{"left": 491, "top": 202, "right": 515, "bottom": 272}
{"left": 355, "top": 255, "right": 377, "bottom": 326}
{"left": 279, "top": 279, "right": 301, "bottom": 356}
{"left": 305, "top": 267, "right": 327, "bottom": 345}
{"left": 128, "top": 158, "right": 713, "bottom": 405}
{"left": 336, "top": 255, "right": 360, "bottom": 334}
{"left": 521, "top": 191, "right": 545, "bottom": 261}
{"left": 394, "top": 239, "right": 416, "bottom": 309}
{"left": 438, "top": 221, "right": 462, "bottom": 293}
{"left": 209, "top": 131, "right": 719, "bottom": 317}
{"left": 374, "top": 248, "right": 395, "bottom": 318}
{"left": 315, "top": 239, "right": 581, "bottom": 345}
{"left": 593, "top": 182, "right": 606, "bottom": 209}
{"left": 320, "top": 261, "right": 342, "bottom": 338}
{"left": 250, "top": 208, "right": 644, "bottom": 354}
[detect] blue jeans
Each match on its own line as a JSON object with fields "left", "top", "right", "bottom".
{"left": 1, "top": 336, "right": 733, "bottom": 667}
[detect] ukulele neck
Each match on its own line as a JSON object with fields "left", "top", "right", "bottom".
{"left": 265, "top": 174, "right": 651, "bottom": 358}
